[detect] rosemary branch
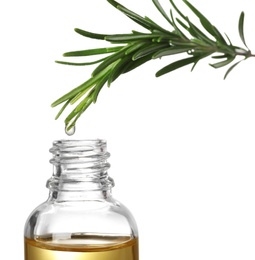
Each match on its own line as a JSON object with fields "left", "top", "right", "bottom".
{"left": 52, "top": 0, "right": 254, "bottom": 131}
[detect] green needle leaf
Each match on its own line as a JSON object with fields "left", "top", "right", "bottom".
{"left": 52, "top": 64, "right": 113, "bottom": 107}
{"left": 108, "top": 55, "right": 134, "bottom": 85}
{"left": 74, "top": 28, "right": 107, "bottom": 40}
{"left": 211, "top": 26, "right": 227, "bottom": 45}
{"left": 108, "top": 0, "right": 171, "bottom": 33}
{"left": 123, "top": 54, "right": 152, "bottom": 73}
{"left": 107, "top": 0, "right": 153, "bottom": 31}
{"left": 64, "top": 109, "right": 79, "bottom": 126}
{"left": 156, "top": 56, "right": 198, "bottom": 77}
{"left": 132, "top": 43, "right": 169, "bottom": 60}
{"left": 183, "top": 0, "right": 227, "bottom": 45}
{"left": 55, "top": 100, "right": 70, "bottom": 120}
{"left": 169, "top": 9, "right": 189, "bottom": 40}
{"left": 183, "top": 0, "right": 215, "bottom": 37}
{"left": 152, "top": 0, "right": 173, "bottom": 25}
{"left": 210, "top": 55, "right": 235, "bottom": 68}
{"left": 185, "top": 17, "right": 214, "bottom": 45}
{"left": 65, "top": 94, "right": 94, "bottom": 127}
{"left": 105, "top": 33, "right": 161, "bottom": 42}
{"left": 107, "top": 0, "right": 120, "bottom": 8}
{"left": 211, "top": 54, "right": 228, "bottom": 59}
{"left": 55, "top": 58, "right": 106, "bottom": 66}
{"left": 63, "top": 47, "right": 124, "bottom": 57}
{"left": 238, "top": 12, "right": 248, "bottom": 48}
{"left": 93, "top": 75, "right": 109, "bottom": 103}
{"left": 153, "top": 46, "right": 191, "bottom": 59}
{"left": 74, "top": 92, "right": 94, "bottom": 113}
{"left": 70, "top": 85, "right": 94, "bottom": 105}
{"left": 169, "top": 0, "right": 186, "bottom": 20}
{"left": 92, "top": 48, "right": 128, "bottom": 76}
{"left": 125, "top": 42, "right": 149, "bottom": 55}
{"left": 144, "top": 16, "right": 172, "bottom": 34}
{"left": 51, "top": 78, "right": 95, "bottom": 107}
{"left": 224, "top": 59, "right": 243, "bottom": 79}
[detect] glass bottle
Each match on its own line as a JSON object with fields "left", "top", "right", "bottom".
{"left": 24, "top": 139, "right": 139, "bottom": 260}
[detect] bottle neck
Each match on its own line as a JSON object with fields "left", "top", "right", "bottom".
{"left": 47, "top": 139, "right": 114, "bottom": 201}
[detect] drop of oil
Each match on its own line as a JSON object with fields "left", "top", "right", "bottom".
{"left": 65, "top": 125, "right": 76, "bottom": 136}
{"left": 187, "top": 49, "right": 195, "bottom": 54}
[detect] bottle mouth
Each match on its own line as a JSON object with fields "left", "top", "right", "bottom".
{"left": 50, "top": 139, "right": 109, "bottom": 165}
{"left": 47, "top": 139, "right": 114, "bottom": 191}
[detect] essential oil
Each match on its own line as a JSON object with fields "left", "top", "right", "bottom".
{"left": 25, "top": 235, "right": 138, "bottom": 260}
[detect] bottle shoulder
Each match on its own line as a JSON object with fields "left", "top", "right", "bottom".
{"left": 24, "top": 198, "right": 138, "bottom": 239}
{"left": 26, "top": 197, "right": 133, "bottom": 216}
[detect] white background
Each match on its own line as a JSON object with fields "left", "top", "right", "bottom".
{"left": 1, "top": 0, "right": 255, "bottom": 259}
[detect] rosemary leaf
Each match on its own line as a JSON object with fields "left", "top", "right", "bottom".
{"left": 132, "top": 43, "right": 169, "bottom": 60}
{"left": 107, "top": 56, "right": 132, "bottom": 86}
{"left": 169, "top": 9, "right": 189, "bottom": 40}
{"left": 106, "top": 0, "right": 120, "bottom": 8}
{"left": 156, "top": 56, "right": 198, "bottom": 77}
{"left": 105, "top": 33, "right": 161, "bottom": 42}
{"left": 63, "top": 47, "right": 124, "bottom": 57}
{"left": 52, "top": 64, "right": 113, "bottom": 107}
{"left": 152, "top": 0, "right": 172, "bottom": 25}
{"left": 109, "top": 0, "right": 153, "bottom": 31}
{"left": 51, "top": 78, "right": 96, "bottom": 107}
{"left": 125, "top": 42, "right": 150, "bottom": 55}
{"left": 74, "top": 28, "right": 107, "bottom": 40}
{"left": 183, "top": 0, "right": 218, "bottom": 39}
{"left": 224, "top": 59, "right": 243, "bottom": 79}
{"left": 169, "top": 0, "right": 186, "bottom": 20}
{"left": 55, "top": 100, "right": 70, "bottom": 120}
{"left": 175, "top": 17, "right": 189, "bottom": 31}
{"left": 153, "top": 46, "right": 191, "bottom": 59}
{"left": 74, "top": 91, "right": 94, "bottom": 113}
{"left": 211, "top": 54, "right": 228, "bottom": 59}
{"left": 70, "top": 85, "right": 94, "bottom": 105}
{"left": 64, "top": 108, "right": 79, "bottom": 126}
{"left": 92, "top": 48, "right": 128, "bottom": 76}
{"left": 65, "top": 97, "right": 93, "bottom": 130}
{"left": 123, "top": 53, "right": 152, "bottom": 73}
{"left": 185, "top": 17, "right": 214, "bottom": 45}
{"left": 170, "top": 39, "right": 196, "bottom": 47}
{"left": 210, "top": 55, "right": 235, "bottom": 68}
{"left": 55, "top": 58, "right": 106, "bottom": 66}
{"left": 144, "top": 16, "right": 172, "bottom": 34}
{"left": 224, "top": 33, "right": 233, "bottom": 46}
{"left": 238, "top": 12, "right": 248, "bottom": 48}
{"left": 93, "top": 75, "right": 109, "bottom": 103}
{"left": 211, "top": 26, "right": 227, "bottom": 45}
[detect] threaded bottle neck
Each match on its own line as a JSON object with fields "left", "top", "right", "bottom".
{"left": 47, "top": 140, "right": 114, "bottom": 193}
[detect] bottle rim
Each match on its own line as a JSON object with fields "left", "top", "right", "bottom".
{"left": 52, "top": 139, "right": 107, "bottom": 146}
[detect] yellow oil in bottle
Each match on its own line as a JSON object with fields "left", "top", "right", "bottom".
{"left": 25, "top": 234, "right": 139, "bottom": 260}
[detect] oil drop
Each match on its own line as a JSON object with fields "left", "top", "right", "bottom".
{"left": 65, "top": 125, "right": 75, "bottom": 136}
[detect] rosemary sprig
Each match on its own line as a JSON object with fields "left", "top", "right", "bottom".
{"left": 52, "top": 0, "right": 254, "bottom": 131}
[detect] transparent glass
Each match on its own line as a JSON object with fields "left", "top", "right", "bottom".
{"left": 24, "top": 139, "right": 138, "bottom": 260}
